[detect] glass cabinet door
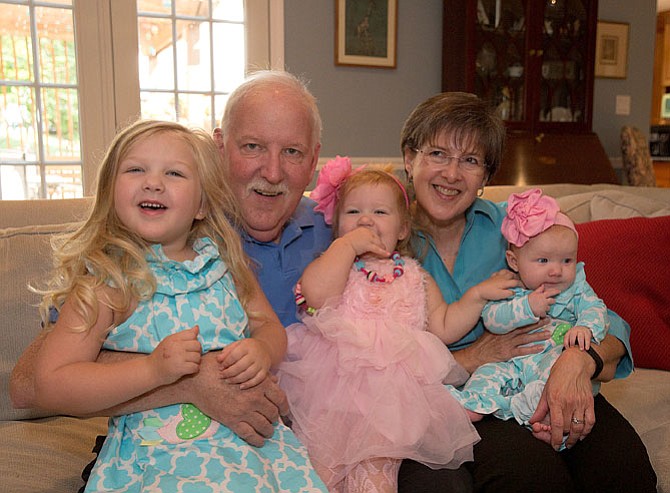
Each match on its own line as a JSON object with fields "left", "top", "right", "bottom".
{"left": 473, "top": 0, "right": 527, "bottom": 123}
{"left": 452, "top": 0, "right": 597, "bottom": 132}
{"left": 538, "top": 0, "right": 590, "bottom": 125}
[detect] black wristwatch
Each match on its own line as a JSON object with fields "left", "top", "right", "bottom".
{"left": 586, "top": 346, "right": 604, "bottom": 380}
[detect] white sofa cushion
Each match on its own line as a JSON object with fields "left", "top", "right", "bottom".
{"left": 0, "top": 222, "right": 81, "bottom": 420}
{"left": 589, "top": 190, "right": 670, "bottom": 220}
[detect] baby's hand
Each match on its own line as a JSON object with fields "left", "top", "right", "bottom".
{"left": 339, "top": 227, "right": 390, "bottom": 259}
{"left": 528, "top": 285, "right": 560, "bottom": 318}
{"left": 563, "top": 326, "right": 593, "bottom": 350}
{"left": 472, "top": 270, "right": 520, "bottom": 301}
{"left": 217, "top": 339, "right": 271, "bottom": 389}
{"left": 149, "top": 325, "right": 202, "bottom": 385}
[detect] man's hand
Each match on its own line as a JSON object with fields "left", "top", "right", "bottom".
{"left": 185, "top": 352, "right": 287, "bottom": 447}
{"left": 529, "top": 347, "right": 595, "bottom": 450}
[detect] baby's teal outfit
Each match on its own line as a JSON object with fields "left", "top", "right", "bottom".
{"left": 84, "top": 238, "right": 326, "bottom": 492}
{"left": 448, "top": 263, "right": 608, "bottom": 431}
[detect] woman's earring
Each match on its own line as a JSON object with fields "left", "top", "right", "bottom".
{"left": 477, "top": 185, "right": 485, "bottom": 197}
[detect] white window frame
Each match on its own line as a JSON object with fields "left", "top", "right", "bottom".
{"left": 74, "top": 0, "right": 283, "bottom": 196}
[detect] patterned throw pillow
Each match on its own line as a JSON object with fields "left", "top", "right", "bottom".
{"left": 576, "top": 216, "right": 670, "bottom": 370}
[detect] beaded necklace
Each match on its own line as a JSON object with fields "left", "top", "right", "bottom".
{"left": 354, "top": 251, "right": 405, "bottom": 283}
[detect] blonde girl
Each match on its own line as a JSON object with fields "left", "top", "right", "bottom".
{"left": 33, "top": 120, "right": 327, "bottom": 492}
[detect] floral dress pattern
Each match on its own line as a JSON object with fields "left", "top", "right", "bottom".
{"left": 84, "top": 237, "right": 327, "bottom": 493}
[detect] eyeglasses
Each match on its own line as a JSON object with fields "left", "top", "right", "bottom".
{"left": 412, "top": 147, "right": 486, "bottom": 174}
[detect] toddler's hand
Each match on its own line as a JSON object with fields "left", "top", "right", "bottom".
{"left": 217, "top": 339, "right": 271, "bottom": 389}
{"left": 150, "top": 325, "right": 202, "bottom": 385}
{"left": 472, "top": 270, "right": 520, "bottom": 301}
{"left": 528, "top": 285, "right": 560, "bottom": 318}
{"left": 339, "top": 227, "right": 390, "bottom": 259}
{"left": 563, "top": 326, "right": 593, "bottom": 350}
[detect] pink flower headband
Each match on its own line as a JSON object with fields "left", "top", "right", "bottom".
{"left": 501, "top": 188, "right": 578, "bottom": 247}
{"left": 310, "top": 155, "right": 410, "bottom": 225}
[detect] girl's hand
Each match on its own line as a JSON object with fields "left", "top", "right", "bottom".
{"left": 563, "top": 326, "right": 593, "bottom": 350}
{"left": 338, "top": 227, "right": 390, "bottom": 258}
{"left": 471, "top": 270, "right": 520, "bottom": 302}
{"left": 150, "top": 325, "right": 202, "bottom": 385}
{"left": 217, "top": 339, "right": 272, "bottom": 389}
{"left": 528, "top": 285, "right": 560, "bottom": 318}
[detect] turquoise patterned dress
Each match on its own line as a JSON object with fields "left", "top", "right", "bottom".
{"left": 84, "top": 237, "right": 327, "bottom": 492}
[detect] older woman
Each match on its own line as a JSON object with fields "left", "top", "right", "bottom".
{"left": 399, "top": 92, "right": 657, "bottom": 493}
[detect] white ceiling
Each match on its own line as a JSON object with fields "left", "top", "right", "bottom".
{"left": 660, "top": 0, "right": 670, "bottom": 12}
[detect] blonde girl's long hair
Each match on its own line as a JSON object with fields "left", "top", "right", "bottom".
{"left": 331, "top": 164, "right": 415, "bottom": 257}
{"left": 40, "top": 120, "right": 256, "bottom": 333}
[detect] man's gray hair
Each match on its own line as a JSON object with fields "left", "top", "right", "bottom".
{"left": 220, "top": 70, "right": 322, "bottom": 146}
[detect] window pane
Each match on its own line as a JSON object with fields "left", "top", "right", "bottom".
{"left": 35, "top": 6, "right": 76, "bottom": 85}
{"left": 178, "top": 93, "right": 212, "bottom": 131}
{"left": 141, "top": 90, "right": 177, "bottom": 121}
{"left": 1, "top": 5, "right": 33, "bottom": 82}
{"left": 0, "top": 0, "right": 81, "bottom": 200}
{"left": 138, "top": 16, "right": 174, "bottom": 90}
{"left": 213, "top": 93, "right": 229, "bottom": 127}
{"left": 137, "top": 0, "right": 246, "bottom": 131}
{"left": 138, "top": 0, "right": 172, "bottom": 15}
{"left": 1, "top": 163, "right": 37, "bottom": 200}
{"left": 41, "top": 87, "right": 80, "bottom": 161}
{"left": 176, "top": 19, "right": 210, "bottom": 92}
{"left": 1, "top": 86, "right": 38, "bottom": 163}
{"left": 175, "top": 0, "right": 209, "bottom": 18}
{"left": 212, "top": 21, "right": 244, "bottom": 92}
{"left": 211, "top": 0, "right": 243, "bottom": 21}
{"left": 45, "top": 164, "right": 81, "bottom": 199}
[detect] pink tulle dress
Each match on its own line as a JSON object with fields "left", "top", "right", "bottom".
{"left": 277, "top": 256, "right": 480, "bottom": 487}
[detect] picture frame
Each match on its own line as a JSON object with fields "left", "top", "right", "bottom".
{"left": 335, "top": 0, "right": 397, "bottom": 68}
{"left": 594, "top": 21, "right": 630, "bottom": 79}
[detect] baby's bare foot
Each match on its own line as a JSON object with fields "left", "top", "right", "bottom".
{"left": 530, "top": 416, "right": 552, "bottom": 444}
{"left": 465, "top": 409, "right": 484, "bottom": 422}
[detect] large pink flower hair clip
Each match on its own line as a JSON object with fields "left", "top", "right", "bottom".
{"left": 310, "top": 155, "right": 364, "bottom": 224}
{"left": 501, "top": 188, "right": 578, "bottom": 247}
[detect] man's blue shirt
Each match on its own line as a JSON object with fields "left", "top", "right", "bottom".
{"left": 241, "top": 196, "right": 332, "bottom": 327}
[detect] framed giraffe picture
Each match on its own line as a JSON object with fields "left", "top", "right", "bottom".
{"left": 335, "top": 0, "right": 397, "bottom": 68}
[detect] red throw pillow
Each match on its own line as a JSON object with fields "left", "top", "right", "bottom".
{"left": 576, "top": 216, "right": 670, "bottom": 371}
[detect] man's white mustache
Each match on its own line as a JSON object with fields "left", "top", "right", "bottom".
{"left": 246, "top": 179, "right": 289, "bottom": 196}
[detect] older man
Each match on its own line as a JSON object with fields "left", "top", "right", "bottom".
{"left": 10, "top": 69, "right": 329, "bottom": 447}
{"left": 11, "top": 70, "right": 471, "bottom": 493}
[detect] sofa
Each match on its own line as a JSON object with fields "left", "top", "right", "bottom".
{"left": 1, "top": 183, "right": 669, "bottom": 492}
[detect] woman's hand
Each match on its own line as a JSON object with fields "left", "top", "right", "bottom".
{"left": 529, "top": 347, "right": 596, "bottom": 450}
{"left": 453, "top": 320, "right": 550, "bottom": 373}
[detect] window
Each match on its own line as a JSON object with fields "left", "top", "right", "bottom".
{"left": 0, "top": 0, "right": 283, "bottom": 200}
{"left": 0, "top": 0, "right": 80, "bottom": 200}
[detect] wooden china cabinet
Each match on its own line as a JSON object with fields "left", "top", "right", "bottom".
{"left": 442, "top": 0, "right": 618, "bottom": 185}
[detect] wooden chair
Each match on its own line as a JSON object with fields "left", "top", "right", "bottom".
{"left": 620, "top": 126, "right": 657, "bottom": 187}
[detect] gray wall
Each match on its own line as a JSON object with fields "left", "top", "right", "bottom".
{"left": 594, "top": 1, "right": 657, "bottom": 158}
{"left": 285, "top": 0, "right": 656, "bottom": 163}
{"left": 284, "top": 0, "right": 443, "bottom": 158}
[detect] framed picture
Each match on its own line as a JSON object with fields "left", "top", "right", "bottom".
{"left": 594, "top": 21, "right": 630, "bottom": 79}
{"left": 335, "top": 0, "right": 397, "bottom": 68}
